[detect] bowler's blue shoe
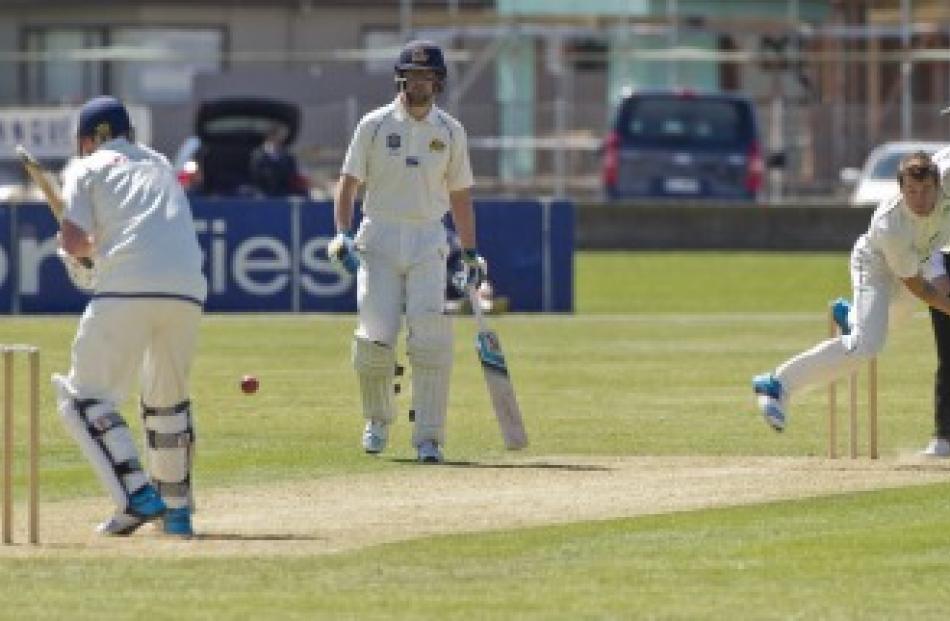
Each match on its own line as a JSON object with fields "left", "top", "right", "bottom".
{"left": 163, "top": 507, "right": 194, "bottom": 538}
{"left": 96, "top": 484, "right": 166, "bottom": 536}
{"left": 752, "top": 373, "right": 787, "bottom": 432}
{"left": 831, "top": 298, "right": 852, "bottom": 335}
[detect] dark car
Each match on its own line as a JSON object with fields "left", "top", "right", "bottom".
{"left": 174, "top": 97, "right": 309, "bottom": 197}
{"left": 603, "top": 89, "right": 771, "bottom": 201}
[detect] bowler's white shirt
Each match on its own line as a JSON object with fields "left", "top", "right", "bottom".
{"left": 62, "top": 138, "right": 207, "bottom": 302}
{"left": 342, "top": 98, "right": 473, "bottom": 223}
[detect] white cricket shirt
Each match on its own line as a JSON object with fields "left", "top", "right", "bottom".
{"left": 62, "top": 138, "right": 207, "bottom": 302}
{"left": 341, "top": 97, "right": 474, "bottom": 223}
{"left": 864, "top": 151, "right": 950, "bottom": 280}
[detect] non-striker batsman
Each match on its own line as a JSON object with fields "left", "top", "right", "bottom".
{"left": 54, "top": 96, "right": 206, "bottom": 537}
{"left": 329, "top": 40, "right": 484, "bottom": 463}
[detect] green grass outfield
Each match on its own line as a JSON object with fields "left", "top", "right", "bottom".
{"left": 3, "top": 251, "right": 950, "bottom": 620}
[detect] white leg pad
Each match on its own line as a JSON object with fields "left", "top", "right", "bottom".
{"left": 352, "top": 337, "right": 396, "bottom": 424}
{"left": 407, "top": 314, "right": 453, "bottom": 447}
{"left": 141, "top": 400, "right": 194, "bottom": 511}
{"left": 52, "top": 373, "right": 148, "bottom": 510}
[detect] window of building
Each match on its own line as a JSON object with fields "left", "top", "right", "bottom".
{"left": 112, "top": 28, "right": 222, "bottom": 103}
{"left": 22, "top": 26, "right": 222, "bottom": 104}
{"left": 24, "top": 28, "right": 106, "bottom": 104}
{"left": 363, "top": 29, "right": 402, "bottom": 75}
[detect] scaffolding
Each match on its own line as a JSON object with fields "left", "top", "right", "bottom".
{"left": 3, "top": 1, "right": 949, "bottom": 200}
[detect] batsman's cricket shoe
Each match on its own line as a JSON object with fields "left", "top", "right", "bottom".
{"left": 362, "top": 420, "right": 389, "bottom": 454}
{"left": 752, "top": 373, "right": 787, "bottom": 432}
{"left": 831, "top": 298, "right": 852, "bottom": 335}
{"left": 416, "top": 440, "right": 444, "bottom": 464}
{"left": 96, "top": 484, "right": 167, "bottom": 536}
{"left": 163, "top": 507, "right": 194, "bottom": 538}
{"left": 920, "top": 437, "right": 950, "bottom": 458}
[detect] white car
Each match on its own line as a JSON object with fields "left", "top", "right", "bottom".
{"left": 840, "top": 141, "right": 948, "bottom": 206}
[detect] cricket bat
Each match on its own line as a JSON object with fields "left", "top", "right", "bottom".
{"left": 16, "top": 144, "right": 94, "bottom": 269}
{"left": 468, "top": 287, "right": 528, "bottom": 450}
{"left": 16, "top": 144, "right": 67, "bottom": 220}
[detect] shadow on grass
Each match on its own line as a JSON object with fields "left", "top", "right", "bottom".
{"left": 387, "top": 458, "right": 612, "bottom": 472}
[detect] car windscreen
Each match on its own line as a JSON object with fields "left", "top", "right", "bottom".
{"left": 619, "top": 97, "right": 753, "bottom": 147}
{"left": 202, "top": 116, "right": 293, "bottom": 139}
{"left": 868, "top": 149, "right": 942, "bottom": 180}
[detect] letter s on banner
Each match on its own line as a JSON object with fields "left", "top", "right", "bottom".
{"left": 232, "top": 237, "right": 291, "bottom": 296}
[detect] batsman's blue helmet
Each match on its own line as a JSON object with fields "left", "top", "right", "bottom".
{"left": 395, "top": 40, "right": 447, "bottom": 83}
{"left": 77, "top": 96, "right": 132, "bottom": 141}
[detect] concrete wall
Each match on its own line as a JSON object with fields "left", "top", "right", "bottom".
{"left": 576, "top": 203, "right": 874, "bottom": 251}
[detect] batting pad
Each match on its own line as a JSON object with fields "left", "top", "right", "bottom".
{"left": 406, "top": 317, "right": 453, "bottom": 447}
{"left": 353, "top": 337, "right": 397, "bottom": 424}
{"left": 142, "top": 400, "right": 193, "bottom": 511}
{"left": 52, "top": 373, "right": 149, "bottom": 509}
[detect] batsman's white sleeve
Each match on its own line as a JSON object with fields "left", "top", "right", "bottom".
{"left": 61, "top": 160, "right": 95, "bottom": 234}
{"left": 341, "top": 118, "right": 371, "bottom": 183}
{"left": 446, "top": 123, "right": 474, "bottom": 192}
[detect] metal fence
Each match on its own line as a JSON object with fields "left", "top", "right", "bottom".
{"left": 289, "top": 97, "right": 950, "bottom": 202}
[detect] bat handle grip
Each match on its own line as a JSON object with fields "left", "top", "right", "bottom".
{"left": 467, "top": 286, "right": 489, "bottom": 329}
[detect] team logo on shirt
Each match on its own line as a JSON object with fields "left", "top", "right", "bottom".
{"left": 386, "top": 133, "right": 401, "bottom": 152}
{"left": 429, "top": 139, "right": 446, "bottom": 152}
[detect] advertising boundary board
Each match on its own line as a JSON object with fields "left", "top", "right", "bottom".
{"left": 0, "top": 199, "right": 573, "bottom": 314}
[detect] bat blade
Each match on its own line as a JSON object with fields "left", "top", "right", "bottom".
{"left": 475, "top": 328, "right": 528, "bottom": 450}
{"left": 16, "top": 144, "right": 93, "bottom": 271}
{"left": 16, "top": 144, "right": 66, "bottom": 221}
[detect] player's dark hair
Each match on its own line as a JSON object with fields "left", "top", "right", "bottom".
{"left": 897, "top": 151, "right": 940, "bottom": 188}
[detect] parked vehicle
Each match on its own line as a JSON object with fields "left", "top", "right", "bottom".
{"left": 839, "top": 141, "right": 947, "bottom": 206}
{"left": 174, "top": 97, "right": 309, "bottom": 197}
{"left": 603, "top": 88, "right": 780, "bottom": 201}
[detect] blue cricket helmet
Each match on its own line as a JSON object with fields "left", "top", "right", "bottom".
{"left": 77, "top": 95, "right": 132, "bottom": 141}
{"left": 394, "top": 40, "right": 447, "bottom": 80}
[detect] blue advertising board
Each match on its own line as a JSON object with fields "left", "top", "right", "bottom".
{"left": 0, "top": 199, "right": 573, "bottom": 314}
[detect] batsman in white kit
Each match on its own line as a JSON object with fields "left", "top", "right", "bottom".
{"left": 753, "top": 150, "right": 950, "bottom": 432}
{"left": 328, "top": 40, "right": 484, "bottom": 463}
{"left": 54, "top": 96, "right": 206, "bottom": 537}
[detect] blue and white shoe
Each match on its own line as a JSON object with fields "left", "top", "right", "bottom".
{"left": 163, "top": 507, "right": 194, "bottom": 538}
{"left": 752, "top": 373, "right": 787, "bottom": 432}
{"left": 96, "top": 484, "right": 167, "bottom": 536}
{"left": 362, "top": 420, "right": 389, "bottom": 454}
{"left": 416, "top": 440, "right": 444, "bottom": 464}
{"left": 831, "top": 298, "right": 852, "bottom": 335}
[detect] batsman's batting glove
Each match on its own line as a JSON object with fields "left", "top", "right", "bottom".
{"left": 56, "top": 247, "right": 96, "bottom": 291}
{"left": 453, "top": 249, "right": 487, "bottom": 293}
{"left": 327, "top": 232, "right": 359, "bottom": 274}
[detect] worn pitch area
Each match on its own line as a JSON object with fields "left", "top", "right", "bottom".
{"left": 2, "top": 455, "right": 949, "bottom": 558}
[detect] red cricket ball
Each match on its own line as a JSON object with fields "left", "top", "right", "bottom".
{"left": 240, "top": 374, "right": 259, "bottom": 395}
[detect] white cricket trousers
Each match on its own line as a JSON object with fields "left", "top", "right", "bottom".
{"left": 354, "top": 217, "right": 449, "bottom": 344}
{"left": 775, "top": 237, "right": 916, "bottom": 399}
{"left": 68, "top": 297, "right": 202, "bottom": 406}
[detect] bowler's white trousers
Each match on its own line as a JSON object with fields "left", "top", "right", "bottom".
{"left": 775, "top": 237, "right": 917, "bottom": 399}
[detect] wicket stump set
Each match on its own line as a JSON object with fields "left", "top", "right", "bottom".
{"left": 1, "top": 344, "right": 40, "bottom": 544}
{"left": 827, "top": 312, "right": 878, "bottom": 459}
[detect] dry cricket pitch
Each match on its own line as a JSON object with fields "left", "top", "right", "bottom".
{"left": 3, "top": 455, "right": 950, "bottom": 558}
